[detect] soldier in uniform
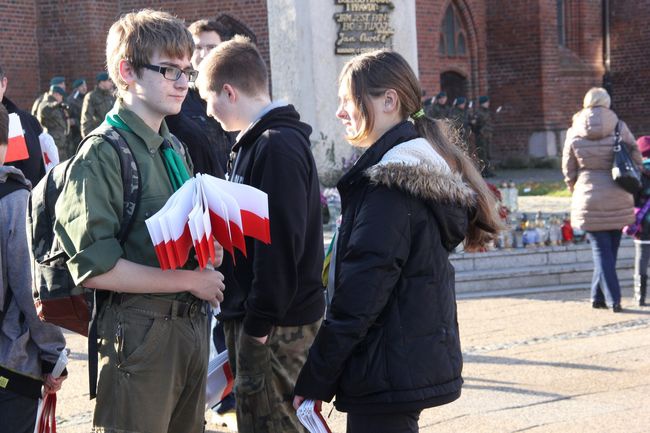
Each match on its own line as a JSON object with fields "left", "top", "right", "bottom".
{"left": 80, "top": 72, "right": 115, "bottom": 137}
{"left": 425, "top": 91, "right": 450, "bottom": 120}
{"left": 37, "top": 85, "right": 72, "bottom": 160}
{"left": 471, "top": 95, "right": 494, "bottom": 177}
{"left": 66, "top": 78, "right": 87, "bottom": 150}
{"left": 31, "top": 76, "right": 65, "bottom": 117}
{"left": 449, "top": 96, "right": 470, "bottom": 144}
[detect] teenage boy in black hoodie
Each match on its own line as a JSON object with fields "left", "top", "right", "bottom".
{"left": 197, "top": 36, "right": 325, "bottom": 433}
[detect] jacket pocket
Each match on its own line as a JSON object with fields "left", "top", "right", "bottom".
{"left": 339, "top": 326, "right": 389, "bottom": 397}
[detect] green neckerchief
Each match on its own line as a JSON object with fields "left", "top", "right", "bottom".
{"left": 105, "top": 109, "right": 190, "bottom": 191}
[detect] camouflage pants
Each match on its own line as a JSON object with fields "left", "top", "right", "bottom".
{"left": 224, "top": 319, "right": 321, "bottom": 433}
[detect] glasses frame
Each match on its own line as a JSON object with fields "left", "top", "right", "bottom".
{"left": 143, "top": 64, "right": 198, "bottom": 83}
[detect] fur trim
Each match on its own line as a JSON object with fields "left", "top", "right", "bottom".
{"left": 366, "top": 162, "right": 476, "bottom": 207}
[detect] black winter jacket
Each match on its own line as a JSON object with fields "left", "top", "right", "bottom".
{"left": 220, "top": 104, "right": 325, "bottom": 338}
{"left": 2, "top": 97, "right": 45, "bottom": 187}
{"left": 294, "top": 121, "right": 474, "bottom": 413}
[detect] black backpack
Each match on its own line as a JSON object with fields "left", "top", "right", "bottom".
{"left": 27, "top": 124, "right": 141, "bottom": 398}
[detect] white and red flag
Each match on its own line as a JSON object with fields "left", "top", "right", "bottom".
{"left": 145, "top": 174, "right": 270, "bottom": 270}
{"left": 5, "top": 113, "right": 29, "bottom": 163}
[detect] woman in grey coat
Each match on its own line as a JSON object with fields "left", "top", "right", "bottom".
{"left": 562, "top": 87, "right": 642, "bottom": 312}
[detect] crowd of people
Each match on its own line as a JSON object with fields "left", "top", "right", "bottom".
{"left": 0, "top": 7, "right": 647, "bottom": 433}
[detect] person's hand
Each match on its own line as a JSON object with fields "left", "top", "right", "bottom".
{"left": 43, "top": 373, "right": 67, "bottom": 394}
{"left": 293, "top": 395, "right": 305, "bottom": 410}
{"left": 211, "top": 241, "right": 224, "bottom": 268}
{"left": 186, "top": 269, "right": 225, "bottom": 308}
{"left": 293, "top": 395, "right": 322, "bottom": 412}
{"left": 252, "top": 334, "right": 268, "bottom": 345}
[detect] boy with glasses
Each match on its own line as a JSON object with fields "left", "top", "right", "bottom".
{"left": 54, "top": 10, "right": 225, "bottom": 433}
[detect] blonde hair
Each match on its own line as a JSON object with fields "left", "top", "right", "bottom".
{"left": 339, "top": 50, "right": 502, "bottom": 250}
{"left": 583, "top": 87, "right": 611, "bottom": 109}
{"left": 198, "top": 35, "right": 268, "bottom": 97}
{"left": 106, "top": 9, "right": 194, "bottom": 92}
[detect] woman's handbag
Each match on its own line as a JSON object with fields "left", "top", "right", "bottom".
{"left": 612, "top": 121, "right": 642, "bottom": 194}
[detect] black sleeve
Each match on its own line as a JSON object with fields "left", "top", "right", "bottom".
{"left": 294, "top": 185, "right": 411, "bottom": 401}
{"left": 166, "top": 112, "right": 225, "bottom": 179}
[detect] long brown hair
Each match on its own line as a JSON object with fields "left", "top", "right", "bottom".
{"left": 340, "top": 50, "right": 502, "bottom": 250}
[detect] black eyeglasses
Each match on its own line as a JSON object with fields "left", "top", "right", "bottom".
{"left": 143, "top": 64, "right": 198, "bottom": 83}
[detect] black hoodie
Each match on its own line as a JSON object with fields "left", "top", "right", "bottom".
{"left": 221, "top": 104, "right": 325, "bottom": 337}
{"left": 2, "top": 97, "right": 45, "bottom": 187}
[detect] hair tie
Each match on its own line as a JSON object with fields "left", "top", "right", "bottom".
{"left": 411, "top": 108, "right": 425, "bottom": 119}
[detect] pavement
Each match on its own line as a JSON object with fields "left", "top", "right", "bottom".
{"left": 52, "top": 289, "right": 650, "bottom": 433}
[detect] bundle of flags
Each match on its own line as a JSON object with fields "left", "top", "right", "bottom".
{"left": 145, "top": 173, "right": 270, "bottom": 270}
{"left": 35, "top": 350, "right": 68, "bottom": 433}
{"left": 6, "top": 113, "right": 59, "bottom": 171}
{"left": 297, "top": 399, "right": 332, "bottom": 433}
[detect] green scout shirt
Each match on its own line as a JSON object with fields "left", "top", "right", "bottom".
{"left": 54, "top": 100, "right": 194, "bottom": 293}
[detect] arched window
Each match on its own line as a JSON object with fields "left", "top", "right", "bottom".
{"left": 440, "top": 4, "right": 468, "bottom": 57}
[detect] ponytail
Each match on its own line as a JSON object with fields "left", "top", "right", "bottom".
{"left": 412, "top": 115, "right": 503, "bottom": 251}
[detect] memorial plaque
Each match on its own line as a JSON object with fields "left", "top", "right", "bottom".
{"left": 334, "top": 0, "right": 395, "bottom": 55}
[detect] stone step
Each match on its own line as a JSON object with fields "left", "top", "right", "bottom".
{"left": 452, "top": 238, "right": 636, "bottom": 295}
{"left": 450, "top": 238, "right": 634, "bottom": 273}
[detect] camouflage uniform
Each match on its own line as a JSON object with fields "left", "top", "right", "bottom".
{"left": 66, "top": 91, "right": 85, "bottom": 150}
{"left": 425, "top": 102, "right": 450, "bottom": 120}
{"left": 81, "top": 87, "right": 115, "bottom": 138}
{"left": 472, "top": 105, "right": 494, "bottom": 171}
{"left": 224, "top": 320, "right": 321, "bottom": 433}
{"left": 30, "top": 92, "right": 48, "bottom": 117}
{"left": 37, "top": 94, "right": 72, "bottom": 160}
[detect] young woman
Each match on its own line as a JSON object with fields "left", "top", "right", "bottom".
{"left": 293, "top": 50, "right": 501, "bottom": 432}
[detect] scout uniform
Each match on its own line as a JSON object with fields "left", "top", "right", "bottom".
{"left": 54, "top": 101, "right": 208, "bottom": 432}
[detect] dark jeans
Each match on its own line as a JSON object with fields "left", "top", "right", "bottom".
{"left": 347, "top": 410, "right": 422, "bottom": 433}
{"left": 0, "top": 387, "right": 38, "bottom": 433}
{"left": 586, "top": 230, "right": 622, "bottom": 305}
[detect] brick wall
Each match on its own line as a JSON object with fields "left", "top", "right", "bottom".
{"left": 610, "top": 0, "right": 650, "bottom": 138}
{"left": 3, "top": 0, "right": 268, "bottom": 109}
{"left": 485, "top": 0, "right": 603, "bottom": 158}
{"left": 36, "top": 0, "right": 119, "bottom": 104}
{"left": 416, "top": 0, "right": 488, "bottom": 100}
{"left": 0, "top": 0, "right": 41, "bottom": 109}
{"left": 3, "top": 0, "right": 649, "bottom": 156}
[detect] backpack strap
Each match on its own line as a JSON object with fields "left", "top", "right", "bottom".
{"left": 75, "top": 124, "right": 141, "bottom": 399}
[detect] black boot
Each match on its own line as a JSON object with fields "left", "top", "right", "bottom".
{"left": 636, "top": 274, "right": 647, "bottom": 306}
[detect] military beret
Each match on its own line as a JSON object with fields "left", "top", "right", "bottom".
{"left": 50, "top": 85, "right": 66, "bottom": 97}
{"left": 50, "top": 76, "right": 65, "bottom": 86}
{"left": 454, "top": 96, "right": 467, "bottom": 105}
{"left": 72, "top": 78, "right": 86, "bottom": 89}
{"left": 436, "top": 91, "right": 447, "bottom": 98}
{"left": 479, "top": 95, "right": 490, "bottom": 104}
{"left": 96, "top": 72, "right": 110, "bottom": 82}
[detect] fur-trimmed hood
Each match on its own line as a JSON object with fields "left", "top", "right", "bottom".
{"left": 365, "top": 137, "right": 476, "bottom": 209}
{"left": 364, "top": 137, "right": 474, "bottom": 251}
